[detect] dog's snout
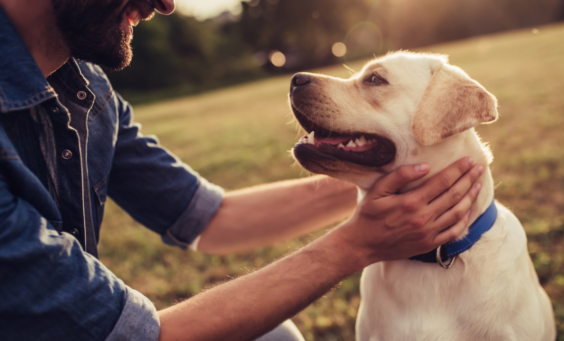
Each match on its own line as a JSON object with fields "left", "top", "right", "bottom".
{"left": 291, "top": 73, "right": 311, "bottom": 89}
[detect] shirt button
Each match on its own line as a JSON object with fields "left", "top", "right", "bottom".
{"left": 77, "top": 91, "right": 87, "bottom": 100}
{"left": 62, "top": 150, "right": 73, "bottom": 160}
{"left": 52, "top": 107, "right": 59, "bottom": 113}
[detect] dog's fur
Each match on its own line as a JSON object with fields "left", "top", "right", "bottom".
{"left": 290, "top": 52, "right": 555, "bottom": 340}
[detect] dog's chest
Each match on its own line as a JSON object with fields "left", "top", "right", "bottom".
{"left": 355, "top": 207, "right": 548, "bottom": 341}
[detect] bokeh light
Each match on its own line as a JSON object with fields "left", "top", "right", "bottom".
{"left": 332, "top": 42, "right": 347, "bottom": 57}
{"left": 269, "top": 51, "right": 286, "bottom": 67}
{"left": 343, "top": 22, "right": 383, "bottom": 63}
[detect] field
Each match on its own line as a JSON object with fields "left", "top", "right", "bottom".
{"left": 99, "top": 23, "right": 564, "bottom": 340}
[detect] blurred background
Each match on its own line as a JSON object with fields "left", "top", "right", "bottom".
{"left": 108, "top": 0, "right": 564, "bottom": 103}
{"left": 99, "top": 0, "right": 564, "bottom": 340}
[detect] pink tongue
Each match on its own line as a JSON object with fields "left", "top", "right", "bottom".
{"left": 314, "top": 136, "right": 374, "bottom": 152}
{"left": 315, "top": 136, "right": 351, "bottom": 145}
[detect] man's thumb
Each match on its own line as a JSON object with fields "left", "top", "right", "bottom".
{"left": 369, "top": 163, "right": 430, "bottom": 198}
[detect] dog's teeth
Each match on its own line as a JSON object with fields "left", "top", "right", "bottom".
{"left": 346, "top": 140, "right": 356, "bottom": 147}
{"left": 357, "top": 136, "right": 367, "bottom": 146}
{"left": 308, "top": 131, "right": 315, "bottom": 145}
{"left": 338, "top": 143, "right": 344, "bottom": 149}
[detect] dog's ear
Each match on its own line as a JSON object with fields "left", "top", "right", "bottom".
{"left": 412, "top": 62, "right": 498, "bottom": 145}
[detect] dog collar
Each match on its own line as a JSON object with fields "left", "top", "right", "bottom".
{"left": 410, "top": 200, "right": 497, "bottom": 267}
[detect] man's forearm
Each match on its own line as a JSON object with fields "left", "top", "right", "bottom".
{"left": 158, "top": 228, "right": 364, "bottom": 341}
{"left": 198, "top": 175, "right": 357, "bottom": 255}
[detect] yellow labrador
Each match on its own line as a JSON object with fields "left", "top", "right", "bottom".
{"left": 289, "top": 52, "right": 555, "bottom": 341}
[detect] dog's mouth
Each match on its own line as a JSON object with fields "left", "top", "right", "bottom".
{"left": 292, "top": 105, "right": 396, "bottom": 168}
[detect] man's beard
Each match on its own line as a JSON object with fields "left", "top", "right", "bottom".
{"left": 52, "top": 0, "right": 134, "bottom": 71}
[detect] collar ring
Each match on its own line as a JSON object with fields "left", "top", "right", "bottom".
{"left": 436, "top": 245, "right": 456, "bottom": 269}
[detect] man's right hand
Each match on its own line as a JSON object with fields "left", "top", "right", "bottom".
{"left": 333, "top": 157, "right": 484, "bottom": 268}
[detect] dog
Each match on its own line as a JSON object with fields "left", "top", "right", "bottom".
{"left": 289, "top": 51, "right": 555, "bottom": 340}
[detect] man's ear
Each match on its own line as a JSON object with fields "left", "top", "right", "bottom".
{"left": 412, "top": 63, "right": 498, "bottom": 145}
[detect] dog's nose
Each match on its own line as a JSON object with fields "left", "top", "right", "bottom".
{"left": 291, "top": 73, "right": 311, "bottom": 88}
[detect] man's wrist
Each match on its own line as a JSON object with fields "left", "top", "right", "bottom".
{"left": 311, "top": 225, "right": 374, "bottom": 278}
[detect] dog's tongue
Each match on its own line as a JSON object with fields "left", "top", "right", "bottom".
{"left": 315, "top": 135, "right": 375, "bottom": 152}
{"left": 300, "top": 133, "right": 377, "bottom": 152}
{"left": 315, "top": 136, "right": 351, "bottom": 145}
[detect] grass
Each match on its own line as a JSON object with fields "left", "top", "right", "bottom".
{"left": 98, "top": 23, "right": 564, "bottom": 340}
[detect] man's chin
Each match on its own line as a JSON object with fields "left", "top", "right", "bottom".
{"left": 53, "top": 0, "right": 134, "bottom": 72}
{"left": 100, "top": 49, "right": 132, "bottom": 72}
{"left": 72, "top": 35, "right": 132, "bottom": 72}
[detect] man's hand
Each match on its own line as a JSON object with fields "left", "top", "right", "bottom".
{"left": 335, "top": 157, "right": 483, "bottom": 266}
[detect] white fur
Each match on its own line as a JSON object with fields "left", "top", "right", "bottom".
{"left": 357, "top": 203, "right": 554, "bottom": 341}
{"left": 291, "top": 52, "right": 555, "bottom": 340}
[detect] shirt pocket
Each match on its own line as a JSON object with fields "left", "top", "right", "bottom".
{"left": 93, "top": 175, "right": 108, "bottom": 230}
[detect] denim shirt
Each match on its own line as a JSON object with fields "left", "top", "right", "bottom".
{"left": 0, "top": 8, "right": 223, "bottom": 341}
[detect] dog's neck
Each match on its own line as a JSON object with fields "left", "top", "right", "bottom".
{"left": 359, "top": 129, "right": 494, "bottom": 238}
{"left": 407, "top": 129, "right": 493, "bottom": 235}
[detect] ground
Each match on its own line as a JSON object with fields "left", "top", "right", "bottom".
{"left": 99, "top": 22, "right": 564, "bottom": 340}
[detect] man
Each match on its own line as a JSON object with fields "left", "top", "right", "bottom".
{"left": 0, "top": 0, "right": 483, "bottom": 340}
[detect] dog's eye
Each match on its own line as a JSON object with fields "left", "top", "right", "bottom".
{"left": 366, "top": 74, "right": 388, "bottom": 86}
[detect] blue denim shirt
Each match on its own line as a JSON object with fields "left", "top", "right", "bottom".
{"left": 0, "top": 7, "right": 223, "bottom": 341}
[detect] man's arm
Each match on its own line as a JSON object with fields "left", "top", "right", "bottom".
{"left": 198, "top": 175, "right": 357, "bottom": 255}
{"left": 0, "top": 171, "right": 160, "bottom": 341}
{"left": 158, "top": 158, "right": 483, "bottom": 341}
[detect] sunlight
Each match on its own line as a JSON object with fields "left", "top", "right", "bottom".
{"left": 177, "top": 0, "right": 243, "bottom": 20}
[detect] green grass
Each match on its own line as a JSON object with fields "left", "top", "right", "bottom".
{"left": 98, "top": 23, "right": 564, "bottom": 340}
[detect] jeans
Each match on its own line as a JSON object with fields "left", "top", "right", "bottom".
{"left": 255, "top": 320, "right": 305, "bottom": 341}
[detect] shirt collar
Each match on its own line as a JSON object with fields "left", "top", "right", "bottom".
{"left": 0, "top": 6, "right": 57, "bottom": 113}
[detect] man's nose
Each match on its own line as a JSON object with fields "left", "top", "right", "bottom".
{"left": 154, "top": 0, "right": 175, "bottom": 15}
{"left": 291, "top": 73, "right": 311, "bottom": 91}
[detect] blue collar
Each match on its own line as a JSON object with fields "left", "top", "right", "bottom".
{"left": 410, "top": 200, "right": 498, "bottom": 264}
{"left": 0, "top": 7, "right": 57, "bottom": 113}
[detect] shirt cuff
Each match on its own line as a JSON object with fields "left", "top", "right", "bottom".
{"left": 105, "top": 286, "right": 160, "bottom": 341}
{"left": 161, "top": 178, "right": 224, "bottom": 250}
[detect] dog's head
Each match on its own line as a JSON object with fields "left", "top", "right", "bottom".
{"left": 290, "top": 51, "right": 498, "bottom": 189}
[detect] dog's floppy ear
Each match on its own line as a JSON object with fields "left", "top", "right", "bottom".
{"left": 412, "top": 61, "right": 498, "bottom": 145}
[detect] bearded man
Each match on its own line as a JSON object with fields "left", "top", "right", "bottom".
{"left": 0, "top": 1, "right": 483, "bottom": 340}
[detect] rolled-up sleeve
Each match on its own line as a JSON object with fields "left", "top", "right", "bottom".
{"left": 105, "top": 287, "right": 160, "bottom": 341}
{"left": 107, "top": 94, "right": 223, "bottom": 248}
{"left": 161, "top": 177, "right": 223, "bottom": 249}
{"left": 0, "top": 172, "right": 160, "bottom": 341}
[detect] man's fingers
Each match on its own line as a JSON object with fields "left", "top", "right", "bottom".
{"left": 433, "top": 182, "right": 481, "bottom": 229}
{"left": 429, "top": 164, "right": 484, "bottom": 214}
{"left": 433, "top": 210, "right": 471, "bottom": 246}
{"left": 414, "top": 157, "right": 475, "bottom": 203}
{"left": 369, "top": 163, "right": 430, "bottom": 198}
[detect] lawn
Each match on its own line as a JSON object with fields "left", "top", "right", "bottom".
{"left": 99, "top": 23, "right": 564, "bottom": 340}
